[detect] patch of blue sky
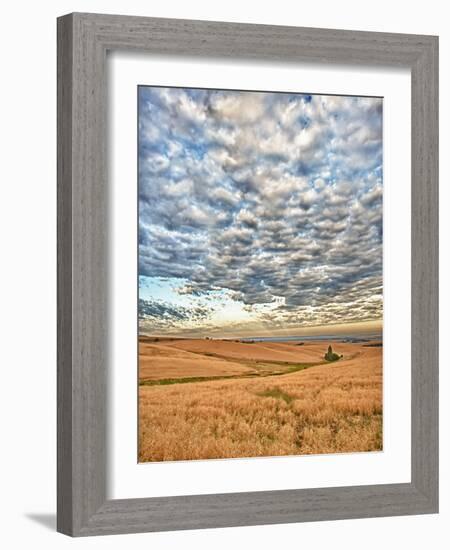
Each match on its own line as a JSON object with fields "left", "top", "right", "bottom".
{"left": 139, "top": 275, "right": 233, "bottom": 310}
{"left": 138, "top": 276, "right": 187, "bottom": 304}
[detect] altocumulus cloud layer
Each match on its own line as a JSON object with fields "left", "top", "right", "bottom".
{"left": 138, "top": 86, "right": 383, "bottom": 337}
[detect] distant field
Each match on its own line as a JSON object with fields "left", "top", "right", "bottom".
{"left": 139, "top": 339, "right": 251, "bottom": 381}
{"left": 138, "top": 338, "right": 382, "bottom": 461}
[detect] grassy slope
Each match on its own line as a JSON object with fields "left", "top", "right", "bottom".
{"left": 138, "top": 341, "right": 382, "bottom": 461}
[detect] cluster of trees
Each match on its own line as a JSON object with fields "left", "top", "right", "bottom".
{"left": 324, "top": 345, "right": 342, "bottom": 362}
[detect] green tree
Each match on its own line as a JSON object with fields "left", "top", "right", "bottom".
{"left": 324, "top": 344, "right": 340, "bottom": 362}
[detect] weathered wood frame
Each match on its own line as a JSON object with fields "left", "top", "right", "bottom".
{"left": 57, "top": 12, "right": 438, "bottom": 536}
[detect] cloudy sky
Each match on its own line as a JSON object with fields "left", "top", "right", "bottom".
{"left": 138, "top": 86, "right": 383, "bottom": 338}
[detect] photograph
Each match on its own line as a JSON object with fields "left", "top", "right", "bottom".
{"left": 137, "top": 85, "right": 383, "bottom": 462}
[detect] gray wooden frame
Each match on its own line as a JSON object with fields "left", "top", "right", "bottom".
{"left": 57, "top": 12, "right": 439, "bottom": 537}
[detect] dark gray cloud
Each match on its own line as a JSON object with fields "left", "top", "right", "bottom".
{"left": 139, "top": 298, "right": 212, "bottom": 331}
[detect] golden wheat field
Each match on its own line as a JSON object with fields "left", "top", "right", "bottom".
{"left": 138, "top": 337, "right": 382, "bottom": 462}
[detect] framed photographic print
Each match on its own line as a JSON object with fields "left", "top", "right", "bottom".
{"left": 57, "top": 13, "right": 438, "bottom": 536}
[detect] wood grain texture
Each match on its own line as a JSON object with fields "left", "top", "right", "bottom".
{"left": 57, "top": 12, "right": 439, "bottom": 536}
{"left": 410, "top": 36, "right": 439, "bottom": 506}
{"left": 57, "top": 13, "right": 73, "bottom": 535}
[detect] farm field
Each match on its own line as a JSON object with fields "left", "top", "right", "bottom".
{"left": 138, "top": 338, "right": 382, "bottom": 461}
